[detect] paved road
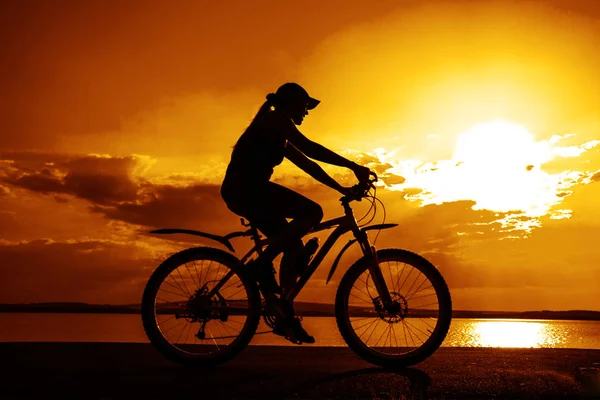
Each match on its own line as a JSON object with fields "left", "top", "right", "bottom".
{"left": 2, "top": 343, "right": 599, "bottom": 399}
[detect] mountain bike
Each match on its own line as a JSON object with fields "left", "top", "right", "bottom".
{"left": 141, "top": 173, "right": 452, "bottom": 368}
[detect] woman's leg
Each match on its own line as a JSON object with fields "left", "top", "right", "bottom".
{"left": 242, "top": 182, "right": 323, "bottom": 295}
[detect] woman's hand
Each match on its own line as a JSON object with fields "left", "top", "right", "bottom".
{"left": 351, "top": 163, "right": 372, "bottom": 183}
{"left": 337, "top": 186, "right": 355, "bottom": 197}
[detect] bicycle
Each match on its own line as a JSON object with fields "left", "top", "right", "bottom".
{"left": 141, "top": 173, "right": 452, "bottom": 368}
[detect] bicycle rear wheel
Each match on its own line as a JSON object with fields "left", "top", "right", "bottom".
{"left": 335, "top": 249, "right": 452, "bottom": 368}
{"left": 141, "top": 247, "right": 261, "bottom": 367}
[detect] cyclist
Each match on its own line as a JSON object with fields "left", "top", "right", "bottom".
{"left": 220, "top": 82, "right": 371, "bottom": 343}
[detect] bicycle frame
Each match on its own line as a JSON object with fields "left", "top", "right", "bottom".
{"left": 206, "top": 198, "right": 397, "bottom": 306}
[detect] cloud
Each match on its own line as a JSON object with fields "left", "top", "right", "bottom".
{"left": 0, "top": 238, "right": 160, "bottom": 304}
{"left": 91, "top": 183, "right": 237, "bottom": 233}
{"left": 0, "top": 153, "right": 244, "bottom": 243}
{"left": 0, "top": 185, "right": 10, "bottom": 197}
{"left": 1, "top": 150, "right": 598, "bottom": 310}
{"left": 0, "top": 153, "right": 155, "bottom": 205}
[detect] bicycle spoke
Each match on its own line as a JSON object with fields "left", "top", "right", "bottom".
{"left": 402, "top": 270, "right": 423, "bottom": 299}
{"left": 363, "top": 319, "right": 381, "bottom": 344}
{"left": 207, "top": 327, "right": 220, "bottom": 351}
{"left": 218, "top": 320, "right": 241, "bottom": 337}
{"left": 403, "top": 320, "right": 418, "bottom": 348}
{"left": 182, "top": 321, "right": 193, "bottom": 345}
{"left": 373, "top": 324, "right": 388, "bottom": 347}
{"left": 225, "top": 286, "right": 247, "bottom": 300}
{"left": 397, "top": 266, "right": 414, "bottom": 294}
{"left": 156, "top": 287, "right": 187, "bottom": 300}
{"left": 175, "top": 267, "right": 192, "bottom": 297}
{"left": 417, "top": 318, "right": 437, "bottom": 333}
{"left": 193, "top": 260, "right": 203, "bottom": 289}
{"left": 349, "top": 316, "right": 373, "bottom": 323}
{"left": 353, "top": 318, "right": 378, "bottom": 333}
{"left": 202, "top": 260, "right": 213, "bottom": 289}
{"left": 407, "top": 290, "right": 436, "bottom": 301}
{"left": 184, "top": 262, "right": 200, "bottom": 291}
{"left": 404, "top": 318, "right": 434, "bottom": 338}
{"left": 221, "top": 276, "right": 243, "bottom": 293}
{"left": 405, "top": 277, "right": 429, "bottom": 299}
{"left": 392, "top": 322, "right": 400, "bottom": 348}
{"left": 387, "top": 261, "right": 397, "bottom": 293}
{"left": 394, "top": 262, "right": 408, "bottom": 295}
{"left": 411, "top": 301, "right": 439, "bottom": 309}
{"left": 349, "top": 292, "right": 372, "bottom": 305}
{"left": 162, "top": 278, "right": 188, "bottom": 297}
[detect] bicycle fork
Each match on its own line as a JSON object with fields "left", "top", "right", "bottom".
{"left": 357, "top": 232, "right": 393, "bottom": 307}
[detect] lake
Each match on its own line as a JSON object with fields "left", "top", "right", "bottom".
{"left": 2, "top": 313, "right": 600, "bottom": 349}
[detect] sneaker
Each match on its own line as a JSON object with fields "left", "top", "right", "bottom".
{"left": 289, "top": 317, "right": 315, "bottom": 344}
{"left": 273, "top": 316, "right": 316, "bottom": 344}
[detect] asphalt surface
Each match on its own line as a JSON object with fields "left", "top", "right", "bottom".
{"left": 2, "top": 343, "right": 599, "bottom": 399}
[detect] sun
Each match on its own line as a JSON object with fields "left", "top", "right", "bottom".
{"left": 453, "top": 120, "right": 551, "bottom": 169}
{"left": 446, "top": 120, "right": 558, "bottom": 215}
{"left": 400, "top": 120, "right": 558, "bottom": 215}
{"left": 366, "top": 119, "right": 600, "bottom": 234}
{"left": 382, "top": 120, "right": 573, "bottom": 233}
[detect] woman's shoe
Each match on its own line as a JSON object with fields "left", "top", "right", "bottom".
{"left": 272, "top": 316, "right": 315, "bottom": 344}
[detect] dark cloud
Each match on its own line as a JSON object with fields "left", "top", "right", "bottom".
{"left": 0, "top": 152, "right": 241, "bottom": 237}
{"left": 53, "top": 195, "right": 69, "bottom": 203}
{"left": 1, "top": 153, "right": 146, "bottom": 205}
{"left": 0, "top": 239, "right": 158, "bottom": 304}
{"left": 91, "top": 183, "right": 237, "bottom": 233}
{"left": 6, "top": 167, "right": 66, "bottom": 195}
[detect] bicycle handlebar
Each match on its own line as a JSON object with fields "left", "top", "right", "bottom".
{"left": 341, "top": 171, "right": 378, "bottom": 203}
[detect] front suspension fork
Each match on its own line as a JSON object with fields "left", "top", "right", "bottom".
{"left": 366, "top": 245, "right": 393, "bottom": 306}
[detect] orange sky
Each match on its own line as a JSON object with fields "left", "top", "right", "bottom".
{"left": 1, "top": 0, "right": 599, "bottom": 311}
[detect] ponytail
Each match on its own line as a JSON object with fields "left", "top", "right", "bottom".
{"left": 232, "top": 93, "right": 278, "bottom": 151}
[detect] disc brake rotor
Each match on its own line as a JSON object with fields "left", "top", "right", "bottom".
{"left": 372, "top": 291, "right": 408, "bottom": 323}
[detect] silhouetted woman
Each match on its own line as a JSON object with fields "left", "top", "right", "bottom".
{"left": 221, "top": 82, "right": 371, "bottom": 343}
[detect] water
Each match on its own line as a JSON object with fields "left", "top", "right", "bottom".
{"left": 2, "top": 313, "right": 600, "bottom": 349}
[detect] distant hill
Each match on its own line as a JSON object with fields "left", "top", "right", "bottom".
{"left": 1, "top": 302, "right": 599, "bottom": 321}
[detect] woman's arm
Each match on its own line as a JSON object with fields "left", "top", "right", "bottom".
{"left": 284, "top": 143, "right": 348, "bottom": 194}
{"left": 275, "top": 113, "right": 371, "bottom": 181}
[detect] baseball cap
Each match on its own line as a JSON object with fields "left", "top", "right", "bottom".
{"left": 274, "top": 82, "right": 321, "bottom": 110}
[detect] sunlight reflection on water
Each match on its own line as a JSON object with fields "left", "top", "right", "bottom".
{"left": 445, "top": 319, "right": 566, "bottom": 348}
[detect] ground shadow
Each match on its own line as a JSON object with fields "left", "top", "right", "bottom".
{"left": 265, "top": 366, "right": 432, "bottom": 399}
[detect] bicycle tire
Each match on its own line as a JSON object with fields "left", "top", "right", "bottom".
{"left": 141, "top": 246, "right": 261, "bottom": 367}
{"left": 335, "top": 248, "right": 452, "bottom": 368}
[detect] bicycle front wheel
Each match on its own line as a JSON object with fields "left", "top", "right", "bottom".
{"left": 141, "top": 247, "right": 261, "bottom": 367}
{"left": 335, "top": 249, "right": 452, "bottom": 368}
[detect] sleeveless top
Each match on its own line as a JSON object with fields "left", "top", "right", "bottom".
{"left": 222, "top": 111, "right": 287, "bottom": 196}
